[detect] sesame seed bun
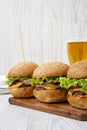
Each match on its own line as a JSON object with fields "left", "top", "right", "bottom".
{"left": 33, "top": 88, "right": 68, "bottom": 103}
{"left": 8, "top": 62, "right": 38, "bottom": 77}
{"left": 67, "top": 94, "right": 87, "bottom": 110}
{"left": 67, "top": 60, "right": 87, "bottom": 78}
{"left": 33, "top": 62, "right": 69, "bottom": 78}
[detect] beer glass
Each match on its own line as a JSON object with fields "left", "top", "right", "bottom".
{"left": 67, "top": 42, "right": 87, "bottom": 65}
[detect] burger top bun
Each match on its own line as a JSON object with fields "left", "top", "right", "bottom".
{"left": 33, "top": 62, "right": 69, "bottom": 78}
{"left": 67, "top": 60, "right": 87, "bottom": 78}
{"left": 8, "top": 62, "right": 38, "bottom": 77}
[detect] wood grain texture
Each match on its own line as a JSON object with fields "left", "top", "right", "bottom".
{"left": 9, "top": 97, "right": 87, "bottom": 121}
{"left": 0, "top": 0, "right": 87, "bottom": 74}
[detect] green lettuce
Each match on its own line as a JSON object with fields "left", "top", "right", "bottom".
{"left": 59, "top": 77, "right": 87, "bottom": 91}
{"left": 29, "top": 77, "right": 59, "bottom": 86}
{"left": 29, "top": 76, "right": 87, "bottom": 91}
{"left": 8, "top": 75, "right": 87, "bottom": 91}
{"left": 6, "top": 76, "right": 32, "bottom": 85}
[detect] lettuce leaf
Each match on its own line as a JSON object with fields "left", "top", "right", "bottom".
{"left": 29, "top": 76, "right": 87, "bottom": 91}
{"left": 6, "top": 77, "right": 19, "bottom": 85}
{"left": 7, "top": 75, "right": 87, "bottom": 91}
{"left": 6, "top": 76, "right": 32, "bottom": 85}
{"left": 29, "top": 78, "right": 43, "bottom": 86}
{"left": 59, "top": 77, "right": 87, "bottom": 91}
{"left": 29, "top": 77, "right": 59, "bottom": 86}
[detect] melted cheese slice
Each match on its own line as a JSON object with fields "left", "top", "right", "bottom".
{"left": 37, "top": 84, "right": 60, "bottom": 90}
{"left": 10, "top": 82, "right": 22, "bottom": 88}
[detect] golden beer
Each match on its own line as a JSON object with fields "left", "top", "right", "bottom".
{"left": 67, "top": 42, "right": 87, "bottom": 65}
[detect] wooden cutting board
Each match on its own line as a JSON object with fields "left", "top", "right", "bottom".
{"left": 9, "top": 97, "right": 87, "bottom": 121}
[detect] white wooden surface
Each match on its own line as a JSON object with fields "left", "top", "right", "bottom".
{"left": 0, "top": 75, "right": 87, "bottom": 130}
{"left": 0, "top": 0, "right": 87, "bottom": 74}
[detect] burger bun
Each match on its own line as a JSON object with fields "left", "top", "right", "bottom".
{"left": 33, "top": 88, "right": 68, "bottom": 103}
{"left": 33, "top": 62, "right": 69, "bottom": 78}
{"left": 67, "top": 94, "right": 87, "bottom": 110}
{"left": 67, "top": 60, "right": 87, "bottom": 78}
{"left": 8, "top": 61, "right": 38, "bottom": 77}
{"left": 9, "top": 86, "right": 34, "bottom": 98}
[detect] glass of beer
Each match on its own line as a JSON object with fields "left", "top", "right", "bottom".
{"left": 67, "top": 41, "right": 87, "bottom": 65}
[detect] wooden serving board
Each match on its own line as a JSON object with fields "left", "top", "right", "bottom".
{"left": 9, "top": 97, "right": 87, "bottom": 121}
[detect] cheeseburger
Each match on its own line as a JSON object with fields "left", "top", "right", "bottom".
{"left": 30, "top": 62, "right": 69, "bottom": 103}
{"left": 60, "top": 60, "right": 87, "bottom": 109}
{"left": 6, "top": 62, "right": 38, "bottom": 98}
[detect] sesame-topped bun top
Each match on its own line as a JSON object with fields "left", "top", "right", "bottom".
{"left": 67, "top": 60, "right": 87, "bottom": 78}
{"left": 8, "top": 62, "right": 38, "bottom": 77}
{"left": 33, "top": 62, "right": 69, "bottom": 78}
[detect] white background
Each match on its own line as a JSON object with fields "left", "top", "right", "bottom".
{"left": 0, "top": 0, "right": 87, "bottom": 74}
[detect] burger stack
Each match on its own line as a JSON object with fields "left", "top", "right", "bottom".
{"left": 32, "top": 62, "right": 69, "bottom": 103}
{"left": 6, "top": 60, "right": 87, "bottom": 110}
{"left": 6, "top": 62, "right": 38, "bottom": 98}
{"left": 67, "top": 60, "right": 87, "bottom": 110}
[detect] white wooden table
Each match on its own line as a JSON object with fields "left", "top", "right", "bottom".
{"left": 0, "top": 76, "right": 87, "bottom": 130}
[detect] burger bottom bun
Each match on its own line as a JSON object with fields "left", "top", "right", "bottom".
{"left": 67, "top": 94, "right": 87, "bottom": 110}
{"left": 9, "top": 86, "right": 34, "bottom": 98}
{"left": 33, "top": 89, "right": 67, "bottom": 103}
